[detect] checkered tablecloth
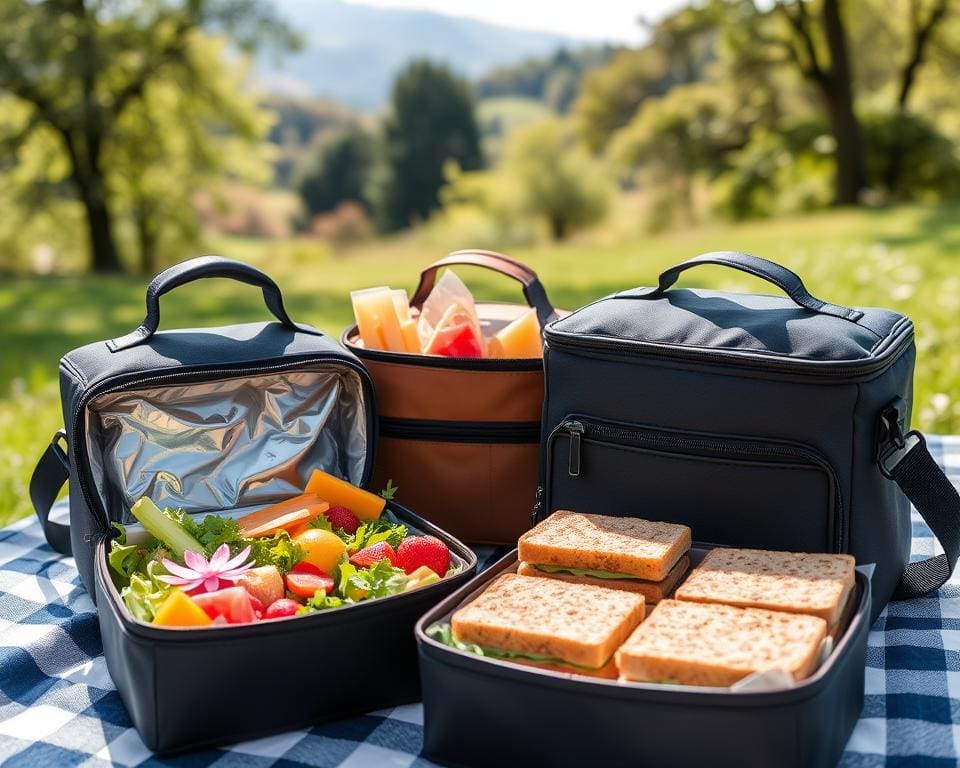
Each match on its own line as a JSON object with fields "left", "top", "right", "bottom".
{"left": 1, "top": 436, "right": 959, "bottom": 767}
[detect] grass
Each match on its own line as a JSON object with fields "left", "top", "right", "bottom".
{"left": 3, "top": 200, "right": 960, "bottom": 527}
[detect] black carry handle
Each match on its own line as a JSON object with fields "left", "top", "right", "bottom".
{"left": 29, "top": 430, "right": 72, "bottom": 555}
{"left": 107, "top": 255, "right": 317, "bottom": 352}
{"left": 410, "top": 249, "right": 557, "bottom": 327}
{"left": 644, "top": 251, "right": 864, "bottom": 322}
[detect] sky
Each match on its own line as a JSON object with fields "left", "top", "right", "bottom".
{"left": 345, "top": 0, "right": 689, "bottom": 45}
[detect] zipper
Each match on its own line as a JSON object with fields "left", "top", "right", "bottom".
{"left": 72, "top": 355, "right": 376, "bottom": 532}
{"left": 380, "top": 416, "right": 540, "bottom": 444}
{"left": 542, "top": 416, "right": 845, "bottom": 551}
{"left": 544, "top": 325, "right": 914, "bottom": 379}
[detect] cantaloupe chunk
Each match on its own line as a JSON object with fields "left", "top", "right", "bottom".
{"left": 487, "top": 307, "right": 542, "bottom": 359}
{"left": 237, "top": 494, "right": 328, "bottom": 537}
{"left": 352, "top": 287, "right": 407, "bottom": 352}
{"left": 153, "top": 589, "right": 213, "bottom": 627}
{"left": 304, "top": 469, "right": 386, "bottom": 521}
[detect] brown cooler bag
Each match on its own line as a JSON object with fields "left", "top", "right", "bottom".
{"left": 341, "top": 250, "right": 557, "bottom": 544}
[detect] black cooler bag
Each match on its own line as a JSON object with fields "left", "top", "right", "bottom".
{"left": 29, "top": 255, "right": 477, "bottom": 752}
{"left": 538, "top": 251, "right": 960, "bottom": 617}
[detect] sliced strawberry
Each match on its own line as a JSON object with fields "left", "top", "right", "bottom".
{"left": 263, "top": 598, "right": 302, "bottom": 619}
{"left": 350, "top": 541, "right": 397, "bottom": 568}
{"left": 396, "top": 536, "right": 450, "bottom": 576}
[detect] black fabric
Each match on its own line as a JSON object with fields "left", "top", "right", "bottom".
{"left": 542, "top": 251, "right": 954, "bottom": 619}
{"left": 107, "top": 255, "right": 318, "bottom": 352}
{"left": 29, "top": 433, "right": 72, "bottom": 555}
{"left": 890, "top": 434, "right": 960, "bottom": 598}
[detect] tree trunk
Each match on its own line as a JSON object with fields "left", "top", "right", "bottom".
{"left": 548, "top": 213, "right": 567, "bottom": 240}
{"left": 80, "top": 181, "right": 123, "bottom": 274}
{"left": 820, "top": 0, "right": 867, "bottom": 205}
{"left": 135, "top": 206, "right": 158, "bottom": 275}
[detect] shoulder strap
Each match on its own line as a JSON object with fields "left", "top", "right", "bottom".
{"left": 29, "top": 430, "right": 72, "bottom": 555}
{"left": 883, "top": 430, "right": 960, "bottom": 599}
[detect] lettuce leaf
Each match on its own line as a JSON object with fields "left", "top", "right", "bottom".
{"left": 337, "top": 559, "right": 408, "bottom": 601}
{"left": 298, "top": 592, "right": 345, "bottom": 613}
{"left": 425, "top": 622, "right": 602, "bottom": 672}
{"left": 532, "top": 564, "right": 645, "bottom": 580}
{"left": 345, "top": 518, "right": 407, "bottom": 553}
{"left": 119, "top": 559, "right": 174, "bottom": 622}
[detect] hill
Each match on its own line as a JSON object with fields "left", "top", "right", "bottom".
{"left": 257, "top": 0, "right": 579, "bottom": 110}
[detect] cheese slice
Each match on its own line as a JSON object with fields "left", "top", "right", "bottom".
{"left": 487, "top": 307, "right": 542, "bottom": 359}
{"left": 305, "top": 469, "right": 386, "bottom": 521}
{"left": 351, "top": 287, "right": 407, "bottom": 352}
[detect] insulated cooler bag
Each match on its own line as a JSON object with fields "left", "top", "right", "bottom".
{"left": 342, "top": 250, "right": 558, "bottom": 544}
{"left": 538, "top": 251, "right": 960, "bottom": 618}
{"left": 29, "top": 255, "right": 477, "bottom": 752}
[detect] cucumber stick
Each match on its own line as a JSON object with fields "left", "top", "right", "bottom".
{"left": 129, "top": 497, "right": 204, "bottom": 558}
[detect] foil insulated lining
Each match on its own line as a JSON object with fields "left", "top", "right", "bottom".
{"left": 85, "top": 367, "right": 367, "bottom": 522}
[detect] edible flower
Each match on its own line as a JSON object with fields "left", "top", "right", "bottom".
{"left": 157, "top": 544, "right": 254, "bottom": 593}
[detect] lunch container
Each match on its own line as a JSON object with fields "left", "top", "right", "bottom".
{"left": 342, "top": 250, "right": 559, "bottom": 545}
{"left": 416, "top": 547, "right": 871, "bottom": 768}
{"left": 30, "top": 255, "right": 478, "bottom": 752}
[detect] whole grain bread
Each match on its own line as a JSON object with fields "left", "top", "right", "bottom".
{"left": 616, "top": 599, "right": 827, "bottom": 687}
{"left": 674, "top": 548, "right": 856, "bottom": 625}
{"left": 451, "top": 572, "right": 645, "bottom": 669}
{"left": 517, "top": 555, "right": 690, "bottom": 603}
{"left": 518, "top": 511, "right": 691, "bottom": 581}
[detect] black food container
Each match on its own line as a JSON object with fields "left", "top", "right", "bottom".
{"left": 97, "top": 503, "right": 475, "bottom": 753}
{"left": 417, "top": 549, "right": 870, "bottom": 768}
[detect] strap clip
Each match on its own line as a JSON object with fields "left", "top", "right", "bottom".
{"left": 49, "top": 429, "right": 69, "bottom": 472}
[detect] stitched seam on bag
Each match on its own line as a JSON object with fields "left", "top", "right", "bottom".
{"left": 60, "top": 356, "right": 87, "bottom": 385}
{"left": 360, "top": 360, "right": 542, "bottom": 377}
{"left": 869, "top": 316, "right": 911, "bottom": 355}
{"left": 847, "top": 381, "right": 862, "bottom": 554}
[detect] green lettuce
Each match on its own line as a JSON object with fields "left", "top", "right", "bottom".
{"left": 532, "top": 564, "right": 646, "bottom": 580}
{"left": 345, "top": 518, "right": 408, "bottom": 553}
{"left": 298, "top": 592, "right": 345, "bottom": 613}
{"left": 337, "top": 559, "right": 408, "bottom": 601}
{"left": 119, "top": 559, "right": 174, "bottom": 622}
{"left": 425, "top": 622, "right": 602, "bottom": 673}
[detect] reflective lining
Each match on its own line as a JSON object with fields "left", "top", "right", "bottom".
{"left": 85, "top": 367, "right": 367, "bottom": 522}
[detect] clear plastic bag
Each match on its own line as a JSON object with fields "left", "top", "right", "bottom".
{"left": 417, "top": 270, "right": 485, "bottom": 358}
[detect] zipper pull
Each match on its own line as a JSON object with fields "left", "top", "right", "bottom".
{"left": 564, "top": 420, "right": 584, "bottom": 477}
{"left": 531, "top": 485, "right": 544, "bottom": 523}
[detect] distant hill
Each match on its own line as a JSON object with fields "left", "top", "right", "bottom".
{"left": 258, "top": 0, "right": 580, "bottom": 110}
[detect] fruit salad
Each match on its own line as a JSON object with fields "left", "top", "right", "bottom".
{"left": 108, "top": 471, "right": 458, "bottom": 627}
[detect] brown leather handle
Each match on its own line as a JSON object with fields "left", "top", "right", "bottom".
{"left": 410, "top": 249, "right": 556, "bottom": 327}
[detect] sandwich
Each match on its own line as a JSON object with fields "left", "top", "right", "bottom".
{"left": 616, "top": 599, "right": 827, "bottom": 687}
{"left": 673, "top": 548, "right": 856, "bottom": 635}
{"left": 449, "top": 572, "right": 646, "bottom": 678}
{"left": 517, "top": 511, "right": 691, "bottom": 603}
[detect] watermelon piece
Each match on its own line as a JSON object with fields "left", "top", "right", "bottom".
{"left": 192, "top": 586, "right": 257, "bottom": 624}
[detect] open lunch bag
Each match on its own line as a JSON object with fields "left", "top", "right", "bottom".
{"left": 416, "top": 251, "right": 960, "bottom": 768}
{"left": 29, "top": 255, "right": 477, "bottom": 753}
{"left": 342, "top": 249, "right": 558, "bottom": 544}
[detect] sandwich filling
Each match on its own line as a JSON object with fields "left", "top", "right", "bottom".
{"left": 427, "top": 622, "right": 612, "bottom": 674}
{"left": 532, "top": 564, "right": 656, "bottom": 580}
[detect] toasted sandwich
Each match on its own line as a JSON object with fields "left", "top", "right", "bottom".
{"left": 674, "top": 548, "right": 856, "bottom": 633}
{"left": 449, "top": 573, "right": 646, "bottom": 678}
{"left": 517, "top": 511, "right": 691, "bottom": 601}
{"left": 616, "top": 599, "right": 827, "bottom": 687}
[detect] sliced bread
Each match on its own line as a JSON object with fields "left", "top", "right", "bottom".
{"left": 517, "top": 555, "right": 690, "bottom": 603}
{"left": 518, "top": 511, "right": 691, "bottom": 582}
{"left": 451, "top": 572, "right": 645, "bottom": 670}
{"left": 616, "top": 599, "right": 827, "bottom": 687}
{"left": 674, "top": 548, "right": 856, "bottom": 625}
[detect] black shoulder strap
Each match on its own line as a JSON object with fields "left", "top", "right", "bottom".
{"left": 29, "top": 430, "right": 73, "bottom": 556}
{"left": 883, "top": 430, "right": 960, "bottom": 599}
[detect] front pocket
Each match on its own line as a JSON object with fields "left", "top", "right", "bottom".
{"left": 542, "top": 415, "right": 843, "bottom": 553}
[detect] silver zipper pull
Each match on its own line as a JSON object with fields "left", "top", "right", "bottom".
{"left": 565, "top": 420, "right": 584, "bottom": 477}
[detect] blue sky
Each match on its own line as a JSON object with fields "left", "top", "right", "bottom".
{"left": 345, "top": 0, "right": 688, "bottom": 44}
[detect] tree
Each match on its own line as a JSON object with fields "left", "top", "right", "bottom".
{"left": 370, "top": 60, "right": 483, "bottom": 232}
{"left": 298, "top": 125, "right": 374, "bottom": 219}
{"left": 0, "top": 0, "right": 295, "bottom": 273}
{"left": 502, "top": 118, "right": 611, "bottom": 240}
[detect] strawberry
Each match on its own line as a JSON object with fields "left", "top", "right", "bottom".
{"left": 396, "top": 536, "right": 450, "bottom": 576}
{"left": 325, "top": 505, "right": 361, "bottom": 535}
{"left": 350, "top": 541, "right": 396, "bottom": 568}
{"left": 263, "top": 598, "right": 301, "bottom": 620}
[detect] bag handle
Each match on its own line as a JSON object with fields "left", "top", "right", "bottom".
{"left": 409, "top": 249, "right": 557, "bottom": 327}
{"left": 106, "top": 255, "right": 318, "bottom": 352}
{"left": 641, "top": 251, "right": 863, "bottom": 322}
{"left": 878, "top": 402, "right": 960, "bottom": 599}
{"left": 29, "top": 430, "right": 72, "bottom": 555}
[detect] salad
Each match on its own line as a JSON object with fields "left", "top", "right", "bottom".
{"left": 108, "top": 470, "right": 458, "bottom": 627}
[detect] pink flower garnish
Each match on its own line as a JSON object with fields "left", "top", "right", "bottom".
{"left": 157, "top": 544, "right": 254, "bottom": 594}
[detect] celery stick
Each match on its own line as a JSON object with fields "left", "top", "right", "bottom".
{"left": 129, "top": 497, "right": 204, "bottom": 558}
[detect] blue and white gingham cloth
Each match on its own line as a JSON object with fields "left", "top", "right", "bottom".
{"left": 1, "top": 435, "right": 959, "bottom": 767}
